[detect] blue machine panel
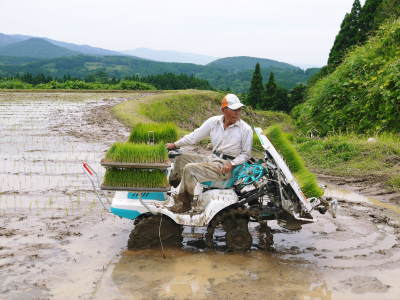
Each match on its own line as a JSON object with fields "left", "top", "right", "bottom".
{"left": 110, "top": 207, "right": 141, "bottom": 219}
{"left": 127, "top": 192, "right": 166, "bottom": 201}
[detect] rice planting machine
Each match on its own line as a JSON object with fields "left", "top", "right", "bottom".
{"left": 83, "top": 128, "right": 337, "bottom": 251}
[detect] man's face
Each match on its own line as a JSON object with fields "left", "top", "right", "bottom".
{"left": 222, "top": 107, "right": 242, "bottom": 124}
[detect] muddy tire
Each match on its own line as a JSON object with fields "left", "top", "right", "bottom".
{"left": 207, "top": 208, "right": 253, "bottom": 251}
{"left": 258, "top": 221, "right": 274, "bottom": 250}
{"left": 222, "top": 214, "right": 249, "bottom": 232}
{"left": 128, "top": 215, "right": 183, "bottom": 249}
{"left": 226, "top": 228, "right": 252, "bottom": 252}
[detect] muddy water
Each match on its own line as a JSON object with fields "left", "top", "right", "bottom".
{"left": 0, "top": 92, "right": 148, "bottom": 299}
{"left": 94, "top": 183, "right": 400, "bottom": 300}
{"left": 1, "top": 93, "right": 400, "bottom": 300}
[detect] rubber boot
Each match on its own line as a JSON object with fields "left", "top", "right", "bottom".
{"left": 169, "top": 192, "right": 192, "bottom": 213}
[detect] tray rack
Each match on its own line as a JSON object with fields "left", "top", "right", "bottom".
{"left": 100, "top": 159, "right": 171, "bottom": 192}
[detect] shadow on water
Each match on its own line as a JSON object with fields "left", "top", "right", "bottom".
{"left": 94, "top": 248, "right": 332, "bottom": 300}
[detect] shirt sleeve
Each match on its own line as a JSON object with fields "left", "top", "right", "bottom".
{"left": 231, "top": 125, "right": 253, "bottom": 166}
{"left": 174, "top": 117, "right": 214, "bottom": 147}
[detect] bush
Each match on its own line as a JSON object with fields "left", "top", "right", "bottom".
{"left": 0, "top": 80, "right": 32, "bottom": 89}
{"left": 118, "top": 80, "right": 155, "bottom": 90}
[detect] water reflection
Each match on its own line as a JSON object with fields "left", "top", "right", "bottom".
{"left": 96, "top": 248, "right": 332, "bottom": 300}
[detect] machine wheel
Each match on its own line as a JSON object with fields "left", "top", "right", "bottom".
{"left": 206, "top": 207, "right": 252, "bottom": 251}
{"left": 226, "top": 228, "right": 252, "bottom": 252}
{"left": 257, "top": 221, "right": 274, "bottom": 250}
{"left": 128, "top": 214, "right": 183, "bottom": 249}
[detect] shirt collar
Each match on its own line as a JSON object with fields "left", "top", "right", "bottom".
{"left": 219, "top": 115, "right": 241, "bottom": 128}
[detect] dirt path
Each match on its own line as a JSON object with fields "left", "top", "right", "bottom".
{"left": 0, "top": 92, "right": 399, "bottom": 300}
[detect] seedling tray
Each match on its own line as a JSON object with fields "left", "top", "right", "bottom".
{"left": 101, "top": 159, "right": 171, "bottom": 170}
{"left": 101, "top": 185, "right": 169, "bottom": 192}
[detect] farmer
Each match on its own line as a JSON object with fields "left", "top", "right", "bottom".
{"left": 166, "top": 93, "right": 253, "bottom": 213}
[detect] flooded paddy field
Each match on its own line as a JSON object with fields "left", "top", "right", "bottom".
{"left": 0, "top": 92, "right": 399, "bottom": 300}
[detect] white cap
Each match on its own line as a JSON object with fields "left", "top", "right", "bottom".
{"left": 221, "top": 94, "right": 244, "bottom": 110}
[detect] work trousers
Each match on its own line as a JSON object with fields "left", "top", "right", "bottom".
{"left": 169, "top": 153, "right": 232, "bottom": 206}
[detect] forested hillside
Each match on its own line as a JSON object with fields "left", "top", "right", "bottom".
{"left": 328, "top": 0, "right": 400, "bottom": 69}
{"left": 293, "top": 18, "right": 400, "bottom": 135}
{"left": 0, "top": 54, "right": 317, "bottom": 92}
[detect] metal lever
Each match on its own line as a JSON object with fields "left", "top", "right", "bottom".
{"left": 81, "top": 161, "right": 111, "bottom": 212}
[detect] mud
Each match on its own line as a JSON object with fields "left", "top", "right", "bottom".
{"left": 0, "top": 92, "right": 399, "bottom": 300}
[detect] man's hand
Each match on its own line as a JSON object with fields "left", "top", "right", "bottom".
{"left": 221, "top": 161, "right": 233, "bottom": 174}
{"left": 166, "top": 143, "right": 176, "bottom": 150}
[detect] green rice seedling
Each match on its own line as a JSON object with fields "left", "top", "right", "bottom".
{"left": 266, "top": 126, "right": 304, "bottom": 173}
{"left": 296, "top": 169, "right": 324, "bottom": 199}
{"left": 103, "top": 168, "right": 168, "bottom": 188}
{"left": 253, "top": 133, "right": 263, "bottom": 152}
{"left": 128, "top": 122, "right": 178, "bottom": 144}
{"left": 266, "top": 125, "right": 323, "bottom": 198}
{"left": 105, "top": 142, "right": 168, "bottom": 163}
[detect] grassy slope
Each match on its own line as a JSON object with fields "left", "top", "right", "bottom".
{"left": 112, "top": 90, "right": 293, "bottom": 134}
{"left": 293, "top": 133, "right": 400, "bottom": 191}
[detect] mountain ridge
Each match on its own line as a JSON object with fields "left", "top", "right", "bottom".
{"left": 0, "top": 38, "right": 79, "bottom": 58}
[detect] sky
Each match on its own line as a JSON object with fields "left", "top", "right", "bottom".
{"left": 0, "top": 0, "right": 362, "bottom": 67}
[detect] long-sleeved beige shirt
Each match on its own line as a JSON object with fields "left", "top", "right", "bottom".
{"left": 175, "top": 115, "right": 253, "bottom": 166}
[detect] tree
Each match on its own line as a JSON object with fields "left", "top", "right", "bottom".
{"left": 260, "top": 72, "right": 275, "bottom": 110}
{"left": 327, "top": 0, "right": 362, "bottom": 67}
{"left": 247, "top": 63, "right": 264, "bottom": 108}
{"left": 357, "top": 0, "right": 383, "bottom": 44}
{"left": 287, "top": 84, "right": 306, "bottom": 112}
{"left": 260, "top": 72, "right": 290, "bottom": 112}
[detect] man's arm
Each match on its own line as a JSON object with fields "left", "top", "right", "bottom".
{"left": 173, "top": 117, "right": 215, "bottom": 148}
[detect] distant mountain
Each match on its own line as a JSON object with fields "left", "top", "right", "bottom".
{"left": 0, "top": 33, "right": 31, "bottom": 48}
{"left": 43, "top": 38, "right": 123, "bottom": 56}
{"left": 0, "top": 33, "right": 125, "bottom": 56}
{"left": 122, "top": 48, "right": 218, "bottom": 65}
{"left": 0, "top": 54, "right": 319, "bottom": 92}
{"left": 207, "top": 56, "right": 299, "bottom": 72}
{"left": 0, "top": 38, "right": 79, "bottom": 58}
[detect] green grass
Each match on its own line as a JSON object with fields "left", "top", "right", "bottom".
{"left": 137, "top": 90, "right": 294, "bottom": 132}
{"left": 128, "top": 122, "right": 178, "bottom": 144}
{"left": 293, "top": 132, "right": 400, "bottom": 192}
{"left": 265, "top": 125, "right": 324, "bottom": 198}
{"left": 103, "top": 168, "right": 168, "bottom": 188}
{"left": 137, "top": 90, "right": 223, "bottom": 131}
{"left": 105, "top": 142, "right": 168, "bottom": 163}
{"left": 388, "top": 175, "right": 400, "bottom": 191}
